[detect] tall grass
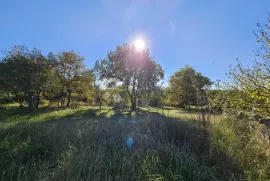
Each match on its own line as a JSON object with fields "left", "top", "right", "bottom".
{"left": 209, "top": 118, "right": 270, "bottom": 180}
{"left": 0, "top": 104, "right": 269, "bottom": 180}
{"left": 146, "top": 107, "right": 270, "bottom": 180}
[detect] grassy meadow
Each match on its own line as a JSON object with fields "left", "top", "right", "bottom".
{"left": 0, "top": 104, "right": 270, "bottom": 181}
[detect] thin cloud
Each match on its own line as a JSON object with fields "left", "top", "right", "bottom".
{"left": 169, "top": 20, "right": 176, "bottom": 35}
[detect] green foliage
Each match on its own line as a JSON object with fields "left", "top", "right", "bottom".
{"left": 168, "top": 65, "right": 212, "bottom": 109}
{"left": 95, "top": 44, "right": 164, "bottom": 112}
{"left": 207, "top": 89, "right": 230, "bottom": 114}
{"left": 0, "top": 48, "right": 94, "bottom": 109}
{"left": 56, "top": 51, "right": 89, "bottom": 107}
{"left": 228, "top": 15, "right": 270, "bottom": 120}
{"left": 142, "top": 86, "right": 165, "bottom": 107}
{"left": 0, "top": 45, "right": 53, "bottom": 110}
{"left": 74, "top": 70, "right": 94, "bottom": 102}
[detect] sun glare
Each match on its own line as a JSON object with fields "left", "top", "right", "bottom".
{"left": 134, "top": 38, "right": 145, "bottom": 51}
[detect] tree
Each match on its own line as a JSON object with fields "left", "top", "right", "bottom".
{"left": 92, "top": 63, "right": 106, "bottom": 109}
{"left": 95, "top": 44, "right": 164, "bottom": 113}
{"left": 56, "top": 51, "right": 86, "bottom": 107}
{"left": 42, "top": 52, "right": 63, "bottom": 106}
{"left": 228, "top": 15, "right": 270, "bottom": 120}
{"left": 75, "top": 69, "right": 94, "bottom": 103}
{"left": 137, "top": 83, "right": 165, "bottom": 108}
{"left": 0, "top": 45, "right": 52, "bottom": 110}
{"left": 168, "top": 65, "right": 212, "bottom": 110}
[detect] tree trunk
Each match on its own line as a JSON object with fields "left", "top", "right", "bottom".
{"left": 188, "top": 104, "right": 191, "bottom": 112}
{"left": 35, "top": 92, "right": 41, "bottom": 108}
{"left": 60, "top": 98, "right": 63, "bottom": 107}
{"left": 129, "top": 79, "right": 137, "bottom": 114}
{"left": 99, "top": 101, "right": 102, "bottom": 109}
{"left": 19, "top": 100, "right": 24, "bottom": 108}
{"left": 6, "top": 93, "right": 11, "bottom": 102}
{"left": 67, "top": 89, "right": 72, "bottom": 107}
{"left": 28, "top": 96, "right": 34, "bottom": 112}
{"left": 132, "top": 100, "right": 136, "bottom": 111}
{"left": 129, "top": 95, "right": 137, "bottom": 113}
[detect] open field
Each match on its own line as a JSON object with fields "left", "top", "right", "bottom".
{"left": 0, "top": 104, "right": 270, "bottom": 181}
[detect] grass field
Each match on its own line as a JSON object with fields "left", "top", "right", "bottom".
{"left": 0, "top": 104, "right": 269, "bottom": 181}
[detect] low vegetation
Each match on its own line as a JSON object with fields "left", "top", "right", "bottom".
{"left": 1, "top": 104, "right": 269, "bottom": 181}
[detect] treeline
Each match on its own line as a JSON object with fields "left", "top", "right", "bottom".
{"left": 0, "top": 46, "right": 93, "bottom": 110}
{"left": 0, "top": 15, "right": 269, "bottom": 121}
{"left": 0, "top": 44, "right": 165, "bottom": 113}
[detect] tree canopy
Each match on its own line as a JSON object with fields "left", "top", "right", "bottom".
{"left": 95, "top": 44, "right": 164, "bottom": 112}
{"left": 0, "top": 45, "right": 53, "bottom": 110}
{"left": 0, "top": 47, "right": 94, "bottom": 110}
{"left": 56, "top": 51, "right": 88, "bottom": 107}
{"left": 168, "top": 65, "right": 212, "bottom": 109}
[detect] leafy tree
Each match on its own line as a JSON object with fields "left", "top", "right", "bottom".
{"left": 228, "top": 15, "right": 270, "bottom": 120}
{"left": 0, "top": 45, "right": 52, "bottom": 110}
{"left": 91, "top": 64, "right": 107, "bottom": 109}
{"left": 137, "top": 84, "right": 165, "bottom": 108}
{"left": 42, "top": 52, "right": 63, "bottom": 106}
{"left": 75, "top": 69, "right": 94, "bottom": 102}
{"left": 168, "top": 65, "right": 212, "bottom": 110}
{"left": 95, "top": 44, "right": 164, "bottom": 112}
{"left": 56, "top": 51, "right": 86, "bottom": 107}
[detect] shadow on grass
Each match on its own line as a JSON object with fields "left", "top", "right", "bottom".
{"left": 0, "top": 106, "right": 245, "bottom": 181}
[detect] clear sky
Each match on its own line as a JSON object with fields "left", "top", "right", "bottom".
{"left": 1, "top": 0, "right": 269, "bottom": 83}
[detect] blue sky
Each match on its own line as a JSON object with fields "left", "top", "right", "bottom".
{"left": 1, "top": 0, "right": 269, "bottom": 83}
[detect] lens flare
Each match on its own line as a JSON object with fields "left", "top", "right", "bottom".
{"left": 126, "top": 137, "right": 134, "bottom": 148}
{"left": 134, "top": 38, "right": 145, "bottom": 51}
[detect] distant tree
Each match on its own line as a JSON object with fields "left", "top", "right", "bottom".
{"left": 56, "top": 51, "right": 86, "bottom": 107}
{"left": 75, "top": 70, "right": 94, "bottom": 101}
{"left": 168, "top": 65, "right": 212, "bottom": 110}
{"left": 95, "top": 44, "right": 164, "bottom": 113}
{"left": 137, "top": 83, "right": 165, "bottom": 108}
{"left": 92, "top": 63, "right": 106, "bottom": 109}
{"left": 228, "top": 14, "right": 270, "bottom": 120}
{"left": 162, "top": 87, "right": 173, "bottom": 107}
{"left": 0, "top": 45, "right": 52, "bottom": 110}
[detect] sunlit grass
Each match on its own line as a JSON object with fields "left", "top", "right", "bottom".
{"left": 0, "top": 104, "right": 115, "bottom": 129}
{"left": 145, "top": 106, "right": 270, "bottom": 181}
{"left": 142, "top": 106, "right": 224, "bottom": 124}
{"left": 0, "top": 104, "right": 269, "bottom": 180}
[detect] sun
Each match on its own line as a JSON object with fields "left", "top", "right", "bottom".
{"left": 134, "top": 38, "right": 145, "bottom": 51}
